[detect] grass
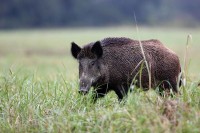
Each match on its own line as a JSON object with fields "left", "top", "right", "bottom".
{"left": 0, "top": 26, "right": 200, "bottom": 132}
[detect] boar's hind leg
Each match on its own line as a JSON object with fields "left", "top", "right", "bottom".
{"left": 114, "top": 84, "right": 129, "bottom": 102}
{"left": 170, "top": 79, "right": 178, "bottom": 93}
{"left": 160, "top": 79, "right": 178, "bottom": 94}
{"left": 93, "top": 85, "right": 110, "bottom": 102}
{"left": 164, "top": 79, "right": 178, "bottom": 93}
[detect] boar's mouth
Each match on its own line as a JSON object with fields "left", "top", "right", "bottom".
{"left": 79, "top": 77, "right": 100, "bottom": 95}
{"left": 79, "top": 82, "right": 92, "bottom": 95}
{"left": 79, "top": 78, "right": 99, "bottom": 95}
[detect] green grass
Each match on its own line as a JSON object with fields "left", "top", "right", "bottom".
{"left": 0, "top": 26, "right": 200, "bottom": 132}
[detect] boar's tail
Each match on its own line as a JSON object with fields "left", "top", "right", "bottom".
{"left": 179, "top": 78, "right": 182, "bottom": 87}
{"left": 179, "top": 68, "right": 182, "bottom": 87}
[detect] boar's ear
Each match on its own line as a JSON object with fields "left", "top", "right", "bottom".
{"left": 71, "top": 42, "right": 81, "bottom": 59}
{"left": 91, "top": 41, "right": 103, "bottom": 58}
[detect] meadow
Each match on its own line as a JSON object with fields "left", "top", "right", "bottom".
{"left": 0, "top": 26, "right": 200, "bottom": 132}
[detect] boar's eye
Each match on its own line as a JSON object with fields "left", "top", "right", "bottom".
{"left": 90, "top": 61, "right": 95, "bottom": 66}
{"left": 91, "top": 61, "right": 95, "bottom": 66}
{"left": 89, "top": 61, "right": 95, "bottom": 68}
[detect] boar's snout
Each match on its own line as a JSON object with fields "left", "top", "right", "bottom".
{"left": 79, "top": 78, "right": 93, "bottom": 95}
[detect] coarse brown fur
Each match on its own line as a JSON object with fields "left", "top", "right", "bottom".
{"left": 71, "top": 37, "right": 181, "bottom": 101}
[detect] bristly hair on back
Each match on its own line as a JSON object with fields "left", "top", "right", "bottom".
{"left": 101, "top": 37, "right": 133, "bottom": 47}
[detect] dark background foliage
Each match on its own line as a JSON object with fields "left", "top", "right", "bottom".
{"left": 0, "top": 0, "right": 199, "bottom": 29}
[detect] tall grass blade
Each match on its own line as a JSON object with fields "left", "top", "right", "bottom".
{"left": 134, "top": 13, "right": 151, "bottom": 90}
{"left": 182, "top": 34, "right": 192, "bottom": 102}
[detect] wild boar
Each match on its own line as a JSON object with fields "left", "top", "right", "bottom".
{"left": 71, "top": 37, "right": 181, "bottom": 101}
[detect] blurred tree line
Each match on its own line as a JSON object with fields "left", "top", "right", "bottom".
{"left": 0, "top": 0, "right": 199, "bottom": 29}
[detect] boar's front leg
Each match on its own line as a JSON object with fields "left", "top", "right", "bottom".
{"left": 92, "top": 84, "right": 110, "bottom": 103}
{"left": 114, "top": 84, "right": 129, "bottom": 102}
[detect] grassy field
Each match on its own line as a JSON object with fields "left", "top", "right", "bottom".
{"left": 0, "top": 26, "right": 200, "bottom": 132}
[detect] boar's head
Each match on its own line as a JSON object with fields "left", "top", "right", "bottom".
{"left": 71, "top": 41, "right": 103, "bottom": 94}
